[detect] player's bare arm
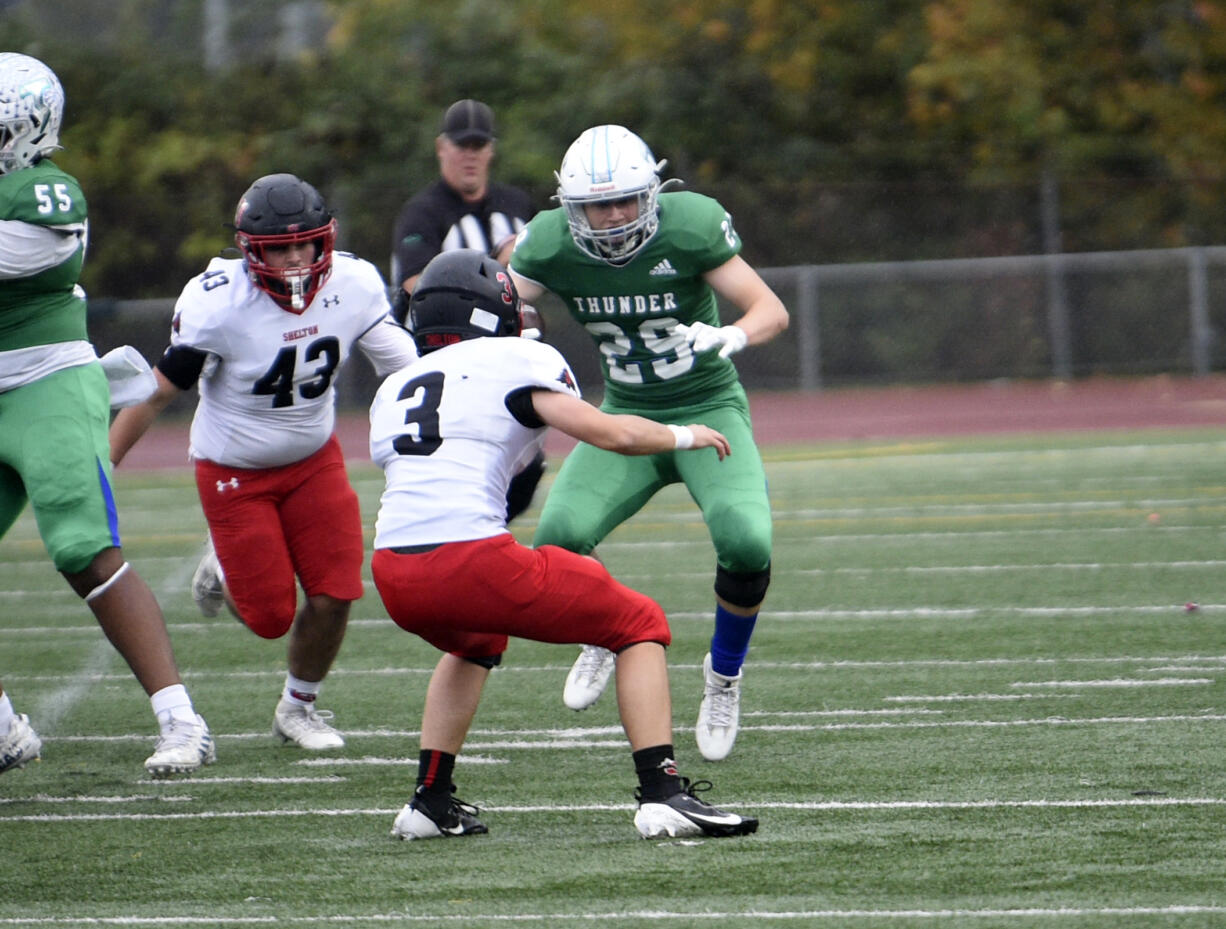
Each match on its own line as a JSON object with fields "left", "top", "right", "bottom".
{"left": 109, "top": 368, "right": 184, "bottom": 466}
{"left": 508, "top": 270, "right": 545, "bottom": 304}
{"left": 701, "top": 255, "right": 789, "bottom": 346}
{"left": 530, "top": 389, "right": 730, "bottom": 460}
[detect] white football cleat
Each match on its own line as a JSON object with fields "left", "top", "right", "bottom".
{"left": 0, "top": 714, "right": 42, "bottom": 774}
{"left": 562, "top": 645, "right": 616, "bottom": 710}
{"left": 191, "top": 538, "right": 226, "bottom": 618}
{"left": 634, "top": 778, "right": 758, "bottom": 838}
{"left": 696, "top": 653, "right": 741, "bottom": 761}
{"left": 273, "top": 699, "right": 345, "bottom": 750}
{"left": 144, "top": 714, "right": 216, "bottom": 778}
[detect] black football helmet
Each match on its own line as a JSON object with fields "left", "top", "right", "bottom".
{"left": 234, "top": 173, "right": 336, "bottom": 313}
{"left": 408, "top": 249, "right": 522, "bottom": 354}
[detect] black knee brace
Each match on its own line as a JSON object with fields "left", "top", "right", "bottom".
{"left": 464, "top": 652, "right": 504, "bottom": 670}
{"left": 714, "top": 562, "right": 771, "bottom": 609}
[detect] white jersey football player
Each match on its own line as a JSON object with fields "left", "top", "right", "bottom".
{"left": 111, "top": 173, "right": 419, "bottom": 752}
{"left": 368, "top": 248, "right": 758, "bottom": 841}
{"left": 371, "top": 334, "right": 571, "bottom": 549}
{"left": 175, "top": 221, "right": 413, "bottom": 469}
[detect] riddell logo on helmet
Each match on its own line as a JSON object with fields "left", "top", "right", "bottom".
{"left": 590, "top": 182, "right": 618, "bottom": 192}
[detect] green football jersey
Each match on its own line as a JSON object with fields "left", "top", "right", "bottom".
{"left": 0, "top": 159, "right": 88, "bottom": 352}
{"left": 512, "top": 190, "right": 742, "bottom": 411}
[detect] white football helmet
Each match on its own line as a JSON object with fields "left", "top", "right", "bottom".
{"left": 0, "top": 53, "right": 64, "bottom": 176}
{"left": 555, "top": 125, "right": 665, "bottom": 265}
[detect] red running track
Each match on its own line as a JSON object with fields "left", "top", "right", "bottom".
{"left": 116, "top": 375, "right": 1226, "bottom": 471}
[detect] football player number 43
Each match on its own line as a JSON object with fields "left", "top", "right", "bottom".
{"left": 252, "top": 337, "right": 341, "bottom": 408}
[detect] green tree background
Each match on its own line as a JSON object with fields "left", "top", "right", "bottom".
{"left": 5, "top": 0, "right": 1226, "bottom": 382}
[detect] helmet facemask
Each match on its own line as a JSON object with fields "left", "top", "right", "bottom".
{"left": 562, "top": 181, "right": 661, "bottom": 266}
{"left": 236, "top": 221, "right": 337, "bottom": 313}
{"left": 0, "top": 53, "right": 64, "bottom": 176}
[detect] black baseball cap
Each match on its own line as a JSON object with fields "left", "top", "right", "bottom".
{"left": 441, "top": 100, "right": 495, "bottom": 144}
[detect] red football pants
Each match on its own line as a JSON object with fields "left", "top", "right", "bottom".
{"left": 195, "top": 436, "right": 364, "bottom": 638}
{"left": 371, "top": 533, "right": 670, "bottom": 662}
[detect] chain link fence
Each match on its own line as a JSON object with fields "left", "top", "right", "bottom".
{"left": 749, "top": 246, "right": 1226, "bottom": 390}
{"left": 86, "top": 245, "right": 1226, "bottom": 415}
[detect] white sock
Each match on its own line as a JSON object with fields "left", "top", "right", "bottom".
{"left": 150, "top": 683, "right": 196, "bottom": 731}
{"left": 0, "top": 692, "right": 15, "bottom": 732}
{"left": 282, "top": 675, "right": 321, "bottom": 707}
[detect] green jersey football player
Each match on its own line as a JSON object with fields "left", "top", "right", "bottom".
{"left": 0, "top": 53, "right": 212, "bottom": 778}
{"left": 511, "top": 124, "right": 788, "bottom": 761}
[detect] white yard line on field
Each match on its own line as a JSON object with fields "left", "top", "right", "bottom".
{"left": 601, "top": 525, "right": 1226, "bottom": 546}
{"left": 743, "top": 708, "right": 947, "bottom": 717}
{"left": 4, "top": 795, "right": 1226, "bottom": 826}
{"left": 666, "top": 605, "right": 1223, "bottom": 620}
{"left": 779, "top": 496, "right": 1226, "bottom": 518}
{"left": 6, "top": 603, "right": 1223, "bottom": 635}
{"left": 25, "top": 712, "right": 1226, "bottom": 748}
{"left": 3, "top": 905, "right": 1226, "bottom": 924}
{"left": 0, "top": 793, "right": 197, "bottom": 805}
{"left": 886, "top": 693, "right": 1086, "bottom": 702}
{"left": 6, "top": 554, "right": 1226, "bottom": 600}
{"left": 6, "top": 653, "right": 1226, "bottom": 685}
{"left": 1010, "top": 677, "right": 1212, "bottom": 687}
{"left": 798, "top": 559, "right": 1226, "bottom": 574}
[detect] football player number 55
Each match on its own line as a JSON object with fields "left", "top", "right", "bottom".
{"left": 34, "top": 183, "right": 73, "bottom": 214}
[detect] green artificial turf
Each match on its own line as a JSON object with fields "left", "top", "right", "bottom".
{"left": 3, "top": 428, "right": 1225, "bottom": 928}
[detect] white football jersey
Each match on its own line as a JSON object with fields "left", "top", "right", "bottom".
{"left": 370, "top": 336, "right": 580, "bottom": 548}
{"left": 171, "top": 253, "right": 416, "bottom": 468}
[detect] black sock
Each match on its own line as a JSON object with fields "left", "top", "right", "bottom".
{"left": 633, "top": 744, "right": 683, "bottom": 802}
{"left": 416, "top": 749, "right": 456, "bottom": 800}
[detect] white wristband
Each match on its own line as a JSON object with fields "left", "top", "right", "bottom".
{"left": 667, "top": 424, "right": 695, "bottom": 450}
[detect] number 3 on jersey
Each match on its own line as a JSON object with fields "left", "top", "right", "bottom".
{"left": 252, "top": 337, "right": 341, "bottom": 408}
{"left": 391, "top": 371, "right": 444, "bottom": 456}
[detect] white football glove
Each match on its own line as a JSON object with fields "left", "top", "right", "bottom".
{"left": 674, "top": 321, "right": 749, "bottom": 359}
{"left": 98, "top": 345, "right": 157, "bottom": 409}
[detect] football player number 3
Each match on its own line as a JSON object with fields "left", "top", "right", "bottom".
{"left": 585, "top": 317, "right": 694, "bottom": 385}
{"left": 252, "top": 337, "right": 341, "bottom": 408}
{"left": 391, "top": 371, "right": 444, "bottom": 456}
